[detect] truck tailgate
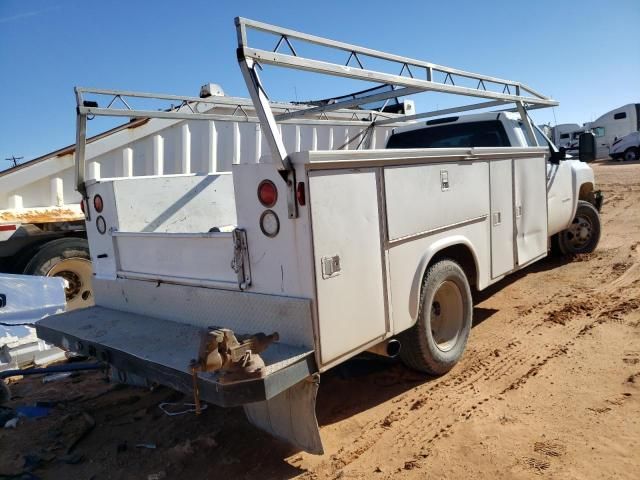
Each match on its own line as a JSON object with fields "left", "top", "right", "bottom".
{"left": 35, "top": 306, "right": 316, "bottom": 407}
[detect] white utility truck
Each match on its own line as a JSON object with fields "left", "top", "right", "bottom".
{"left": 35, "top": 18, "right": 601, "bottom": 454}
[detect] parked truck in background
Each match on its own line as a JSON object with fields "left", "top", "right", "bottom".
{"left": 7, "top": 18, "right": 602, "bottom": 455}
{"left": 609, "top": 130, "right": 640, "bottom": 161}
{"left": 587, "top": 103, "right": 640, "bottom": 159}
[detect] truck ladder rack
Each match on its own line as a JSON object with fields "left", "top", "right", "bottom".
{"left": 234, "top": 17, "right": 557, "bottom": 202}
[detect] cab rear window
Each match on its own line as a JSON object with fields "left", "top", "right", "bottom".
{"left": 386, "top": 121, "right": 510, "bottom": 149}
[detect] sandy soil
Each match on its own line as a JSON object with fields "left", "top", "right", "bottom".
{"left": 1, "top": 160, "right": 639, "bottom": 480}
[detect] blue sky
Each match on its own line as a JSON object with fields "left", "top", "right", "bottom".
{"left": 0, "top": 0, "right": 638, "bottom": 168}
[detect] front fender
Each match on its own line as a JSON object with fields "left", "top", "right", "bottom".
{"left": 570, "top": 160, "right": 596, "bottom": 220}
{"left": 407, "top": 235, "right": 480, "bottom": 323}
{"left": 547, "top": 160, "right": 596, "bottom": 236}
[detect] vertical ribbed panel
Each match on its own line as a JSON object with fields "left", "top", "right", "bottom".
{"left": 88, "top": 162, "right": 101, "bottom": 180}
{"left": 122, "top": 148, "right": 133, "bottom": 178}
{"left": 208, "top": 121, "right": 218, "bottom": 173}
{"left": 254, "top": 124, "right": 262, "bottom": 163}
{"left": 181, "top": 124, "right": 191, "bottom": 174}
{"left": 232, "top": 122, "right": 240, "bottom": 165}
{"left": 50, "top": 177, "right": 64, "bottom": 206}
{"left": 152, "top": 135, "right": 164, "bottom": 175}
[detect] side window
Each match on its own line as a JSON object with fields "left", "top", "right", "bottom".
{"left": 560, "top": 133, "right": 570, "bottom": 139}
{"left": 592, "top": 127, "right": 605, "bottom": 137}
{"left": 614, "top": 112, "right": 627, "bottom": 120}
{"left": 532, "top": 127, "right": 550, "bottom": 148}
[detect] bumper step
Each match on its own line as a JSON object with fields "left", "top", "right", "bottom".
{"left": 35, "top": 306, "right": 316, "bottom": 407}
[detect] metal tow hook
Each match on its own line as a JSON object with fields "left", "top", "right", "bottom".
{"left": 189, "top": 328, "right": 279, "bottom": 414}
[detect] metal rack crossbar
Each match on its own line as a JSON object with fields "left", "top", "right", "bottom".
{"left": 235, "top": 17, "right": 557, "bottom": 113}
{"left": 72, "top": 86, "right": 405, "bottom": 203}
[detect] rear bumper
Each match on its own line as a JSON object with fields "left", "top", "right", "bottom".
{"left": 35, "top": 306, "right": 316, "bottom": 407}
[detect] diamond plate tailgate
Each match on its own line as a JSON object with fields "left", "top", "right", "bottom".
{"left": 35, "top": 306, "right": 316, "bottom": 407}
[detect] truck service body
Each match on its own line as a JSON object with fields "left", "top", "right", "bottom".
{"left": 32, "top": 18, "right": 601, "bottom": 453}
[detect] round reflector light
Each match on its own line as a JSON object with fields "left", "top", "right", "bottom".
{"left": 257, "top": 180, "right": 278, "bottom": 207}
{"left": 93, "top": 194, "right": 104, "bottom": 213}
{"left": 96, "top": 215, "right": 107, "bottom": 234}
{"left": 260, "top": 210, "right": 280, "bottom": 238}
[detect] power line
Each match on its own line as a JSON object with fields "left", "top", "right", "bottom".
{"left": 5, "top": 156, "right": 23, "bottom": 167}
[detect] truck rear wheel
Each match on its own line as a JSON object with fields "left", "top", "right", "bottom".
{"left": 557, "top": 200, "right": 601, "bottom": 255}
{"left": 23, "top": 238, "right": 94, "bottom": 311}
{"left": 399, "top": 259, "right": 473, "bottom": 375}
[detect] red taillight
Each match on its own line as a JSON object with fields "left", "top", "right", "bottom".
{"left": 93, "top": 194, "right": 104, "bottom": 213}
{"left": 296, "top": 182, "right": 306, "bottom": 206}
{"left": 257, "top": 180, "right": 278, "bottom": 207}
{"left": 0, "top": 224, "right": 17, "bottom": 232}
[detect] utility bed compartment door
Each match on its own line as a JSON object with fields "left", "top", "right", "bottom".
{"left": 309, "top": 169, "right": 386, "bottom": 366}
{"left": 514, "top": 156, "right": 548, "bottom": 265}
{"left": 490, "top": 159, "right": 515, "bottom": 278}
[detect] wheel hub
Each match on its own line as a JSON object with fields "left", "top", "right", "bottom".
{"left": 566, "top": 216, "right": 592, "bottom": 249}
{"left": 430, "top": 280, "right": 464, "bottom": 352}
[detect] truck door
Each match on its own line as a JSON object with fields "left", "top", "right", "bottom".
{"left": 489, "top": 159, "right": 515, "bottom": 278}
{"left": 309, "top": 168, "right": 387, "bottom": 366}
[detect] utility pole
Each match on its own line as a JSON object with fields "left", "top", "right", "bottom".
{"left": 5, "top": 156, "right": 23, "bottom": 167}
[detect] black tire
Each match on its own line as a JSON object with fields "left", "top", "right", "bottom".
{"left": 623, "top": 147, "right": 638, "bottom": 162}
{"left": 23, "top": 237, "right": 94, "bottom": 310}
{"left": 557, "top": 200, "right": 601, "bottom": 255}
{"left": 399, "top": 259, "right": 473, "bottom": 375}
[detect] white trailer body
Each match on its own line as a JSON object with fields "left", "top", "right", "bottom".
{"left": 35, "top": 18, "right": 601, "bottom": 454}
{"left": 0, "top": 89, "right": 403, "bottom": 311}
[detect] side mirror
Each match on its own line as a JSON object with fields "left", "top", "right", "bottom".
{"left": 549, "top": 147, "right": 566, "bottom": 164}
{"left": 579, "top": 132, "right": 596, "bottom": 162}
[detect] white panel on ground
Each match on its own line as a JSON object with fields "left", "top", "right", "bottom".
{"left": 309, "top": 169, "right": 386, "bottom": 365}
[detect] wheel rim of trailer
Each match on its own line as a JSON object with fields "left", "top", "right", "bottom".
{"left": 47, "top": 258, "right": 94, "bottom": 310}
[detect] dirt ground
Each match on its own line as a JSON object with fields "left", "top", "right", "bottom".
{"left": 1, "top": 160, "right": 639, "bottom": 480}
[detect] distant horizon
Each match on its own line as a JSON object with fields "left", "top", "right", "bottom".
{"left": 1, "top": 0, "right": 638, "bottom": 170}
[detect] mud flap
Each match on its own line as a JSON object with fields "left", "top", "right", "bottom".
{"left": 244, "top": 373, "right": 323, "bottom": 454}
